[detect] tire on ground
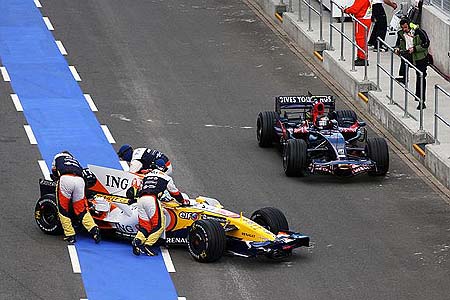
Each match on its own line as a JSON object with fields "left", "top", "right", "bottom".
{"left": 283, "top": 139, "right": 308, "bottom": 177}
{"left": 35, "top": 194, "right": 63, "bottom": 235}
{"left": 251, "top": 207, "right": 289, "bottom": 234}
{"left": 366, "top": 137, "right": 389, "bottom": 176}
{"left": 188, "top": 219, "right": 226, "bottom": 263}
{"left": 331, "top": 110, "right": 357, "bottom": 127}
{"left": 257, "top": 111, "right": 277, "bottom": 147}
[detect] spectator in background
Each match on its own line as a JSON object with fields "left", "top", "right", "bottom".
{"left": 344, "top": 0, "right": 372, "bottom": 66}
{"left": 394, "top": 18, "right": 430, "bottom": 110}
{"left": 368, "top": 0, "right": 398, "bottom": 51}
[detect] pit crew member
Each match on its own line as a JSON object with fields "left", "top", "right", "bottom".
{"left": 117, "top": 144, "right": 173, "bottom": 175}
{"left": 51, "top": 151, "right": 101, "bottom": 244}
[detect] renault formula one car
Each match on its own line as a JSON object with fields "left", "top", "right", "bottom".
{"left": 257, "top": 95, "right": 389, "bottom": 177}
{"left": 35, "top": 165, "right": 310, "bottom": 262}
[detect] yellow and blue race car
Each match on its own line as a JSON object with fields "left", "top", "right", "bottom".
{"left": 35, "top": 165, "right": 310, "bottom": 262}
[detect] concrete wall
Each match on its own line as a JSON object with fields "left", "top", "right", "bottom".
{"left": 421, "top": 5, "right": 450, "bottom": 78}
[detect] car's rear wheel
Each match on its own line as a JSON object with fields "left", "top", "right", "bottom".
{"left": 251, "top": 207, "right": 289, "bottom": 234}
{"left": 283, "top": 139, "right": 308, "bottom": 177}
{"left": 366, "top": 137, "right": 389, "bottom": 176}
{"left": 257, "top": 111, "right": 277, "bottom": 147}
{"left": 35, "top": 194, "right": 63, "bottom": 235}
{"left": 188, "top": 220, "right": 226, "bottom": 263}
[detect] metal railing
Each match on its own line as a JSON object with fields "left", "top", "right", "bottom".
{"left": 433, "top": 85, "right": 450, "bottom": 144}
{"left": 298, "top": 0, "right": 324, "bottom": 41}
{"left": 375, "top": 37, "right": 425, "bottom": 130}
{"left": 329, "top": 0, "right": 368, "bottom": 80}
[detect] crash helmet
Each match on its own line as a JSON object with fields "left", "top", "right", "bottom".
{"left": 117, "top": 144, "right": 133, "bottom": 162}
{"left": 61, "top": 150, "right": 74, "bottom": 157}
{"left": 317, "top": 115, "right": 330, "bottom": 129}
{"left": 153, "top": 158, "right": 167, "bottom": 172}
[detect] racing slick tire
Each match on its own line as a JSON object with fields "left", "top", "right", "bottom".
{"left": 283, "top": 139, "right": 308, "bottom": 177}
{"left": 257, "top": 111, "right": 277, "bottom": 147}
{"left": 188, "top": 219, "right": 226, "bottom": 263}
{"left": 35, "top": 194, "right": 63, "bottom": 235}
{"left": 251, "top": 207, "right": 289, "bottom": 234}
{"left": 366, "top": 137, "right": 389, "bottom": 176}
{"left": 330, "top": 110, "right": 357, "bottom": 127}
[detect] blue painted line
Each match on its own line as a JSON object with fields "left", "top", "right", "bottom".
{"left": 0, "top": 1, "right": 178, "bottom": 299}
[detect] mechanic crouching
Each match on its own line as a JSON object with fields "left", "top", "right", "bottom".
{"left": 51, "top": 151, "right": 101, "bottom": 244}
{"left": 131, "top": 160, "right": 188, "bottom": 256}
{"left": 117, "top": 144, "right": 173, "bottom": 175}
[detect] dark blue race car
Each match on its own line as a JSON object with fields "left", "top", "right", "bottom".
{"left": 257, "top": 95, "right": 389, "bottom": 177}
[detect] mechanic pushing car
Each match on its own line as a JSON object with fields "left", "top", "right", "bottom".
{"left": 51, "top": 151, "right": 101, "bottom": 244}
{"left": 131, "top": 160, "right": 188, "bottom": 256}
{"left": 117, "top": 144, "right": 173, "bottom": 175}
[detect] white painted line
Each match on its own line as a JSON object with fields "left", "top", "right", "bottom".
{"left": 178, "top": 297, "right": 187, "bottom": 300}
{"left": 67, "top": 245, "right": 81, "bottom": 273}
{"left": 34, "top": 0, "right": 42, "bottom": 8}
{"left": 38, "top": 160, "right": 51, "bottom": 180}
{"left": 69, "top": 66, "right": 82, "bottom": 81}
{"left": 84, "top": 94, "right": 98, "bottom": 112}
{"left": 55, "top": 40, "right": 68, "bottom": 55}
{"left": 0, "top": 67, "right": 11, "bottom": 81}
{"left": 24, "top": 125, "right": 38, "bottom": 144}
{"left": 161, "top": 247, "right": 176, "bottom": 273}
{"left": 120, "top": 161, "right": 130, "bottom": 171}
{"left": 101, "top": 125, "right": 116, "bottom": 143}
{"left": 43, "top": 17, "right": 54, "bottom": 31}
{"left": 10, "top": 94, "right": 23, "bottom": 111}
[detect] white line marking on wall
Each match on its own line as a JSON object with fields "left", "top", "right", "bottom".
{"left": 120, "top": 161, "right": 130, "bottom": 171}
{"left": 43, "top": 17, "right": 54, "bottom": 31}
{"left": 69, "top": 66, "right": 81, "bottom": 81}
{"left": 11, "top": 94, "right": 23, "bottom": 111}
{"left": 84, "top": 94, "right": 98, "bottom": 112}
{"left": 68, "top": 245, "right": 81, "bottom": 273}
{"left": 0, "top": 67, "right": 11, "bottom": 81}
{"left": 161, "top": 247, "right": 176, "bottom": 273}
{"left": 55, "top": 40, "right": 68, "bottom": 55}
{"left": 34, "top": 0, "right": 42, "bottom": 8}
{"left": 101, "top": 125, "right": 116, "bottom": 143}
{"left": 38, "top": 160, "right": 51, "bottom": 180}
{"left": 24, "top": 125, "right": 38, "bottom": 144}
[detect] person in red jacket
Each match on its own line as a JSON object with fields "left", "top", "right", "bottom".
{"left": 344, "top": 0, "right": 372, "bottom": 66}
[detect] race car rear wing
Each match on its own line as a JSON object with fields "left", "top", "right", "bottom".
{"left": 275, "top": 95, "right": 335, "bottom": 121}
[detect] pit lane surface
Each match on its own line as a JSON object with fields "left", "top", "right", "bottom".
{"left": 2, "top": 0, "right": 450, "bottom": 299}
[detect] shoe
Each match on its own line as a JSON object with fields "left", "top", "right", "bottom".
{"left": 64, "top": 235, "right": 76, "bottom": 244}
{"left": 132, "top": 238, "right": 142, "bottom": 256}
{"left": 416, "top": 103, "right": 426, "bottom": 110}
{"left": 373, "top": 47, "right": 387, "bottom": 52}
{"left": 395, "top": 77, "right": 405, "bottom": 84}
{"left": 142, "top": 245, "right": 158, "bottom": 256}
{"left": 90, "top": 226, "right": 101, "bottom": 244}
{"left": 354, "top": 58, "right": 369, "bottom": 66}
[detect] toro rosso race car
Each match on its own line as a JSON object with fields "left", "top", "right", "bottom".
{"left": 35, "top": 165, "right": 310, "bottom": 263}
{"left": 257, "top": 95, "right": 389, "bottom": 177}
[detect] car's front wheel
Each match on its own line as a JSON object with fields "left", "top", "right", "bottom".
{"left": 366, "top": 137, "right": 389, "bottom": 176}
{"left": 283, "top": 139, "right": 308, "bottom": 176}
{"left": 188, "top": 220, "right": 226, "bottom": 263}
{"left": 251, "top": 207, "right": 289, "bottom": 234}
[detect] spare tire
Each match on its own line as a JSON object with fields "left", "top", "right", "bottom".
{"left": 366, "top": 137, "right": 389, "bottom": 176}
{"left": 35, "top": 194, "right": 63, "bottom": 235}
{"left": 257, "top": 111, "right": 277, "bottom": 147}
{"left": 283, "top": 139, "right": 308, "bottom": 177}
{"left": 188, "top": 219, "right": 226, "bottom": 263}
{"left": 251, "top": 207, "right": 289, "bottom": 234}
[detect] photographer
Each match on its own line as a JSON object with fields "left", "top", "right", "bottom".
{"left": 394, "top": 18, "right": 430, "bottom": 110}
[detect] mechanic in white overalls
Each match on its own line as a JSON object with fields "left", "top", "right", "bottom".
{"left": 131, "top": 160, "right": 187, "bottom": 256}
{"left": 51, "top": 151, "right": 101, "bottom": 244}
{"left": 117, "top": 144, "right": 173, "bottom": 175}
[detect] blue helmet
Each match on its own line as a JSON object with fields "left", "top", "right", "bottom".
{"left": 117, "top": 144, "right": 133, "bottom": 162}
{"left": 154, "top": 158, "right": 167, "bottom": 171}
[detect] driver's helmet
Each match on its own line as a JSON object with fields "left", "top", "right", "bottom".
{"left": 316, "top": 115, "right": 330, "bottom": 129}
{"left": 117, "top": 144, "right": 133, "bottom": 162}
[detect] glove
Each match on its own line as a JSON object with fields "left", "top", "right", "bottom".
{"left": 181, "top": 198, "right": 191, "bottom": 206}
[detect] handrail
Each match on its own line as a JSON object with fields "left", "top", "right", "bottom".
{"left": 375, "top": 37, "right": 425, "bottom": 130}
{"left": 434, "top": 85, "right": 450, "bottom": 144}
{"left": 298, "top": 0, "right": 324, "bottom": 41}
{"left": 329, "top": 0, "right": 368, "bottom": 80}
